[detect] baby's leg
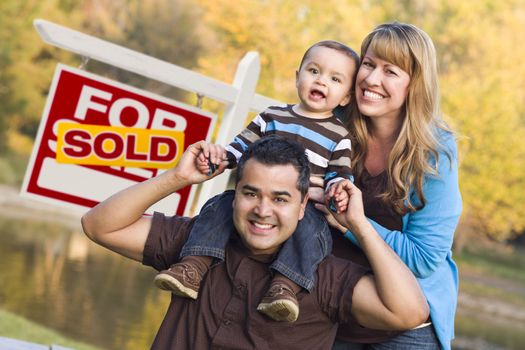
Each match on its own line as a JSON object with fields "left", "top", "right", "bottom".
{"left": 154, "top": 191, "right": 236, "bottom": 298}
{"left": 257, "top": 202, "right": 332, "bottom": 322}
{"left": 154, "top": 255, "right": 213, "bottom": 299}
{"left": 257, "top": 273, "right": 302, "bottom": 322}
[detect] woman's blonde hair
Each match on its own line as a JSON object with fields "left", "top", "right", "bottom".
{"left": 349, "top": 22, "right": 452, "bottom": 214}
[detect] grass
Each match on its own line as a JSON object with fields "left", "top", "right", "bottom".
{"left": 0, "top": 309, "right": 103, "bottom": 350}
{"left": 455, "top": 243, "right": 525, "bottom": 349}
{"left": 459, "top": 279, "right": 525, "bottom": 308}
{"left": 456, "top": 243, "right": 525, "bottom": 308}
{"left": 456, "top": 313, "right": 525, "bottom": 350}
{"left": 455, "top": 244, "right": 525, "bottom": 283}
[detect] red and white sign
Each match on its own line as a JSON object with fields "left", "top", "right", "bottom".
{"left": 21, "top": 64, "right": 216, "bottom": 215}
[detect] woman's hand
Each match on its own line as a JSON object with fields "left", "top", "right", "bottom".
{"left": 314, "top": 202, "right": 348, "bottom": 233}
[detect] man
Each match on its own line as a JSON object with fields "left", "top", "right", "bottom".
{"left": 82, "top": 136, "right": 428, "bottom": 349}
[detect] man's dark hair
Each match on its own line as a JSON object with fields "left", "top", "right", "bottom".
{"left": 236, "top": 136, "right": 310, "bottom": 200}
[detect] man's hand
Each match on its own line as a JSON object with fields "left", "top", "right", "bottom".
{"left": 315, "top": 203, "right": 348, "bottom": 233}
{"left": 308, "top": 176, "right": 325, "bottom": 203}
{"left": 327, "top": 179, "right": 430, "bottom": 330}
{"left": 193, "top": 142, "right": 229, "bottom": 177}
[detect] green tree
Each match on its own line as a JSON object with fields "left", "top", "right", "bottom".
{"left": 2, "top": 0, "right": 204, "bottom": 157}
{"left": 0, "top": 1, "right": 37, "bottom": 153}
{"left": 433, "top": 0, "right": 525, "bottom": 242}
{"left": 195, "top": 0, "right": 370, "bottom": 103}
{"left": 2, "top": 0, "right": 80, "bottom": 155}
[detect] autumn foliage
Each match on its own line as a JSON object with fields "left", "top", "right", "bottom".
{"left": 1, "top": 0, "right": 524, "bottom": 242}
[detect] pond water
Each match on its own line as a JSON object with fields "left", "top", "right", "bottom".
{"left": 0, "top": 216, "right": 169, "bottom": 350}
{"left": 0, "top": 215, "right": 523, "bottom": 350}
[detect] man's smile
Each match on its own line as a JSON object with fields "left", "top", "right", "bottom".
{"left": 248, "top": 219, "right": 277, "bottom": 234}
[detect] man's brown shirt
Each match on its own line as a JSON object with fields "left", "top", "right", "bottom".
{"left": 143, "top": 213, "right": 368, "bottom": 350}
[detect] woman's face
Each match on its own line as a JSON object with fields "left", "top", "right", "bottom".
{"left": 355, "top": 48, "right": 411, "bottom": 122}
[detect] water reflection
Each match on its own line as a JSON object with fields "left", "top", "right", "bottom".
{"left": 0, "top": 216, "right": 169, "bottom": 350}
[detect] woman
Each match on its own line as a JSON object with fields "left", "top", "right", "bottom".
{"left": 324, "top": 22, "right": 462, "bottom": 350}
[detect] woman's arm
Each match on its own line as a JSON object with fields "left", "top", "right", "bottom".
{"left": 344, "top": 135, "right": 462, "bottom": 278}
{"left": 328, "top": 180, "right": 429, "bottom": 330}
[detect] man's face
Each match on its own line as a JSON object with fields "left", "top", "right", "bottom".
{"left": 232, "top": 159, "right": 308, "bottom": 255}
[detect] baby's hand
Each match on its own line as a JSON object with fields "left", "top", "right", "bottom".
{"left": 334, "top": 190, "right": 349, "bottom": 213}
{"left": 194, "top": 142, "right": 228, "bottom": 176}
{"left": 196, "top": 152, "right": 210, "bottom": 175}
{"left": 327, "top": 181, "right": 349, "bottom": 213}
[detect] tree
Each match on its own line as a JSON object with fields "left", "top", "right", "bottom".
{"left": 2, "top": 0, "right": 204, "bottom": 157}
{"left": 4, "top": 0, "right": 525, "bottom": 242}
{"left": 76, "top": 0, "right": 204, "bottom": 101}
{"left": 432, "top": 0, "right": 525, "bottom": 241}
{"left": 194, "top": 0, "right": 370, "bottom": 103}
{"left": 2, "top": 0, "right": 81, "bottom": 155}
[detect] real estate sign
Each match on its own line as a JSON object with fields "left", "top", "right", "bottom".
{"left": 21, "top": 64, "right": 216, "bottom": 215}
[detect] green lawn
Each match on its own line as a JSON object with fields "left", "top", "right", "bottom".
{"left": 455, "top": 313, "right": 525, "bottom": 350}
{"left": 455, "top": 244, "right": 525, "bottom": 283}
{"left": 455, "top": 244, "right": 525, "bottom": 350}
{"left": 456, "top": 244, "right": 525, "bottom": 307}
{"left": 0, "top": 309, "right": 103, "bottom": 350}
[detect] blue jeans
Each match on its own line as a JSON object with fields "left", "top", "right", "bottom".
{"left": 180, "top": 190, "right": 332, "bottom": 291}
{"left": 333, "top": 325, "right": 439, "bottom": 350}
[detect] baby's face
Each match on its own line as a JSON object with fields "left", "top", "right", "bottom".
{"left": 295, "top": 46, "right": 356, "bottom": 118}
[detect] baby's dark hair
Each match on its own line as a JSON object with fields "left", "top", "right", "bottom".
{"left": 298, "top": 40, "right": 360, "bottom": 72}
{"left": 236, "top": 136, "right": 310, "bottom": 200}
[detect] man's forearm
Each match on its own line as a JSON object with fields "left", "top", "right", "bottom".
{"left": 354, "top": 219, "right": 429, "bottom": 329}
{"left": 81, "top": 168, "right": 189, "bottom": 241}
{"left": 80, "top": 140, "right": 224, "bottom": 261}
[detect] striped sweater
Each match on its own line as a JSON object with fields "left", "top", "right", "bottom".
{"left": 225, "top": 104, "right": 353, "bottom": 189}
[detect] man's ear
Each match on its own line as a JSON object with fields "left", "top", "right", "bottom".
{"left": 295, "top": 70, "right": 300, "bottom": 88}
{"left": 232, "top": 187, "right": 237, "bottom": 209}
{"left": 298, "top": 193, "right": 309, "bottom": 220}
